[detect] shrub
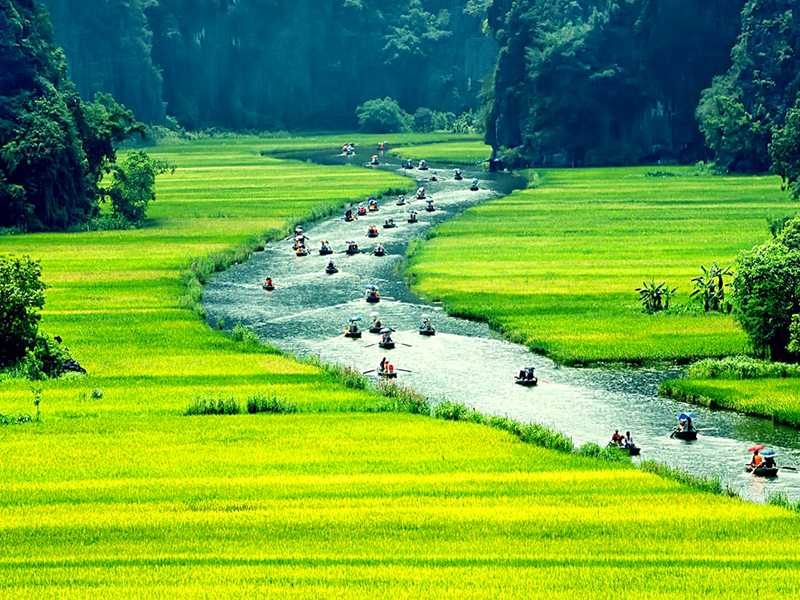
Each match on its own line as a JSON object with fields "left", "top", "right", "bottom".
{"left": 246, "top": 394, "right": 297, "bottom": 414}
{"left": 230, "top": 323, "right": 261, "bottom": 347}
{"left": 687, "top": 356, "right": 800, "bottom": 380}
{"left": 0, "top": 414, "right": 33, "bottom": 426}
{"left": 104, "top": 151, "right": 174, "bottom": 224}
{"left": 412, "top": 107, "right": 435, "bottom": 133}
{"left": 376, "top": 382, "right": 431, "bottom": 415}
{"left": 577, "top": 442, "right": 629, "bottom": 462}
{"left": 184, "top": 397, "right": 241, "bottom": 416}
{"left": 355, "top": 97, "right": 410, "bottom": 133}
{"left": 0, "top": 255, "right": 46, "bottom": 368}
{"left": 433, "top": 401, "right": 480, "bottom": 422}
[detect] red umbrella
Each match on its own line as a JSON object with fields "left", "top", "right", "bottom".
{"left": 748, "top": 444, "right": 765, "bottom": 452}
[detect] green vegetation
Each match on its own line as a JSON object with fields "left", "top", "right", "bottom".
{"left": 0, "top": 134, "right": 418, "bottom": 415}
{"left": 407, "top": 166, "right": 789, "bottom": 365}
{"left": 391, "top": 140, "right": 490, "bottom": 164}
{"left": 6, "top": 413, "right": 800, "bottom": 596}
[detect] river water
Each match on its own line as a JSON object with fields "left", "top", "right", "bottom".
{"left": 204, "top": 149, "right": 800, "bottom": 502}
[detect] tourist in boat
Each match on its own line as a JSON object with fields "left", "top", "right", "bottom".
{"left": 624, "top": 432, "right": 635, "bottom": 449}
{"left": 430, "top": 174, "right": 438, "bottom": 182}
{"left": 470, "top": 178, "right": 480, "bottom": 191}
{"left": 408, "top": 211, "right": 418, "bottom": 223}
{"left": 416, "top": 187, "right": 427, "bottom": 200}
{"left": 418, "top": 160, "right": 428, "bottom": 170}
{"left": 383, "top": 218, "right": 396, "bottom": 228}
{"left": 396, "top": 195, "right": 406, "bottom": 206}
{"left": 371, "top": 314, "right": 382, "bottom": 332}
{"left": 325, "top": 260, "right": 338, "bottom": 274}
{"left": 358, "top": 206, "right": 367, "bottom": 216}
{"left": 263, "top": 277, "right": 274, "bottom": 290}
{"left": 381, "top": 330, "right": 393, "bottom": 345}
{"left": 367, "top": 225, "right": 379, "bottom": 238}
{"left": 749, "top": 449, "right": 763, "bottom": 469}
{"left": 374, "top": 244, "right": 386, "bottom": 256}
{"left": 420, "top": 316, "right": 433, "bottom": 331}
{"left": 453, "top": 168, "right": 463, "bottom": 181}
{"left": 763, "top": 453, "right": 777, "bottom": 470}
{"left": 345, "top": 208, "right": 355, "bottom": 221}
{"left": 425, "top": 199, "right": 435, "bottom": 212}
{"left": 379, "top": 356, "right": 387, "bottom": 372}
{"left": 368, "top": 197, "right": 379, "bottom": 211}
{"left": 611, "top": 430, "right": 624, "bottom": 446}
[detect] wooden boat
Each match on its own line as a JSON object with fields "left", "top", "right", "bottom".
{"left": 369, "top": 325, "right": 383, "bottom": 334}
{"left": 408, "top": 214, "right": 418, "bottom": 224}
{"left": 374, "top": 247, "right": 386, "bottom": 257}
{"left": 378, "top": 370, "right": 398, "bottom": 379}
{"left": 383, "top": 220, "right": 397, "bottom": 229}
{"left": 514, "top": 377, "right": 538, "bottom": 387}
{"left": 366, "top": 293, "right": 380, "bottom": 304}
{"left": 454, "top": 171, "right": 463, "bottom": 181}
{"left": 367, "top": 227, "right": 379, "bottom": 238}
{"left": 607, "top": 442, "right": 640, "bottom": 456}
{"left": 319, "top": 246, "right": 333, "bottom": 256}
{"left": 344, "top": 329, "right": 362, "bottom": 339}
{"left": 671, "top": 429, "right": 698, "bottom": 441}
{"left": 295, "top": 248, "right": 308, "bottom": 257}
{"left": 378, "top": 340, "right": 395, "bottom": 350}
{"left": 418, "top": 327, "right": 436, "bottom": 336}
{"left": 346, "top": 244, "right": 360, "bottom": 255}
{"left": 418, "top": 161, "right": 429, "bottom": 171}
{"left": 262, "top": 284, "right": 274, "bottom": 292}
{"left": 357, "top": 207, "right": 367, "bottom": 216}
{"left": 747, "top": 464, "right": 779, "bottom": 478}
{"left": 325, "top": 266, "right": 338, "bottom": 275}
{"left": 425, "top": 204, "right": 436, "bottom": 213}
{"left": 368, "top": 203, "right": 379, "bottom": 212}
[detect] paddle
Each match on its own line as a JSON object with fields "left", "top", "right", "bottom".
{"left": 400, "top": 343, "right": 413, "bottom": 348}
{"left": 781, "top": 466, "right": 798, "bottom": 472}
{"left": 363, "top": 343, "right": 377, "bottom": 348}
{"left": 397, "top": 368, "right": 413, "bottom": 373}
{"left": 362, "top": 369, "right": 376, "bottom": 375}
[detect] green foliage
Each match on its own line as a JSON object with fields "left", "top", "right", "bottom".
{"left": 105, "top": 151, "right": 173, "bottom": 224}
{"left": 356, "top": 97, "right": 411, "bottom": 133}
{"left": 246, "top": 394, "right": 298, "bottom": 414}
{"left": 19, "top": 334, "right": 73, "bottom": 380}
{"left": 184, "top": 396, "right": 241, "bottom": 416}
{"left": 733, "top": 218, "right": 800, "bottom": 360}
{"left": 639, "top": 460, "right": 728, "bottom": 496}
{"left": 690, "top": 262, "right": 732, "bottom": 313}
{"left": 635, "top": 281, "right": 677, "bottom": 314}
{"left": 0, "top": 1, "right": 142, "bottom": 231}
{"left": 769, "top": 96, "right": 800, "bottom": 198}
{"left": 0, "top": 255, "right": 45, "bottom": 368}
{"left": 687, "top": 356, "right": 800, "bottom": 380}
{"left": 698, "top": 0, "right": 799, "bottom": 173}
{"left": 412, "top": 107, "right": 435, "bottom": 133}
{"left": 486, "top": 0, "right": 745, "bottom": 166}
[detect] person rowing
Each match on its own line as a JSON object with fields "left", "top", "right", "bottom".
{"left": 430, "top": 173, "right": 438, "bottom": 182}
{"left": 470, "top": 178, "right": 480, "bottom": 191}
{"left": 396, "top": 195, "right": 407, "bottom": 206}
{"left": 370, "top": 154, "right": 380, "bottom": 166}
{"left": 419, "top": 316, "right": 435, "bottom": 336}
{"left": 453, "top": 168, "right": 463, "bottom": 181}
{"left": 383, "top": 218, "right": 396, "bottom": 229}
{"left": 374, "top": 244, "right": 386, "bottom": 257}
{"left": 368, "top": 198, "right": 379, "bottom": 212}
{"left": 418, "top": 159, "right": 429, "bottom": 171}
{"left": 325, "top": 259, "right": 338, "bottom": 275}
{"left": 515, "top": 367, "right": 538, "bottom": 385}
{"left": 344, "top": 316, "right": 362, "bottom": 338}
{"left": 357, "top": 206, "right": 367, "bottom": 216}
{"left": 408, "top": 210, "right": 418, "bottom": 224}
{"left": 370, "top": 313, "right": 383, "bottom": 333}
{"left": 344, "top": 208, "right": 355, "bottom": 222}
{"left": 262, "top": 277, "right": 274, "bottom": 291}
{"left": 425, "top": 199, "right": 435, "bottom": 212}
{"left": 319, "top": 240, "right": 333, "bottom": 255}
{"left": 379, "top": 329, "right": 395, "bottom": 349}
{"left": 367, "top": 225, "right": 379, "bottom": 238}
{"left": 346, "top": 241, "right": 360, "bottom": 255}
{"left": 365, "top": 285, "right": 381, "bottom": 303}
{"left": 610, "top": 430, "right": 624, "bottom": 446}
{"left": 416, "top": 187, "right": 427, "bottom": 200}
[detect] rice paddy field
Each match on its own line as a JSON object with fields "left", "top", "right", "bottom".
{"left": 407, "top": 165, "right": 790, "bottom": 365}
{"left": 391, "top": 140, "right": 491, "bottom": 164}
{"left": 3, "top": 135, "right": 800, "bottom": 597}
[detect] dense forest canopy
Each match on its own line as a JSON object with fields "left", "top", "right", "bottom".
{"left": 485, "top": 0, "right": 747, "bottom": 166}
{"left": 0, "top": 0, "right": 140, "bottom": 231}
{"left": 42, "top": 0, "right": 496, "bottom": 130}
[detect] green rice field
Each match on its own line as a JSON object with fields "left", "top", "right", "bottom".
{"left": 407, "top": 166, "right": 790, "bottom": 364}
{"left": 3, "top": 135, "right": 800, "bottom": 597}
{"left": 391, "top": 140, "right": 491, "bottom": 164}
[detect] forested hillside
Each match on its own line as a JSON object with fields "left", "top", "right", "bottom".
{"left": 486, "top": 0, "right": 746, "bottom": 166}
{"left": 43, "top": 0, "right": 495, "bottom": 129}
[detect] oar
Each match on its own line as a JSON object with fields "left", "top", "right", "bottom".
{"left": 400, "top": 343, "right": 413, "bottom": 348}
{"left": 397, "top": 368, "right": 413, "bottom": 373}
{"left": 362, "top": 369, "right": 376, "bottom": 375}
{"left": 363, "top": 343, "right": 377, "bottom": 349}
{"left": 781, "top": 466, "right": 798, "bottom": 472}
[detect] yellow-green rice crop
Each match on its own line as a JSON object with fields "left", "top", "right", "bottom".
{"left": 407, "top": 166, "right": 791, "bottom": 364}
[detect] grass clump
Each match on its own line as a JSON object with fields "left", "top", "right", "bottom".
{"left": 246, "top": 394, "right": 297, "bottom": 414}
{"left": 184, "top": 396, "right": 241, "bottom": 416}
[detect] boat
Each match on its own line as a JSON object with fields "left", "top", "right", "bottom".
{"left": 454, "top": 169, "right": 463, "bottom": 181}
{"left": 403, "top": 160, "right": 414, "bottom": 170}
{"left": 408, "top": 212, "right": 418, "bottom": 224}
{"left": 325, "top": 264, "right": 338, "bottom": 275}
{"left": 515, "top": 367, "right": 538, "bottom": 387}
{"left": 418, "top": 160, "right": 429, "bottom": 171}
{"left": 747, "top": 464, "right": 779, "bottom": 478}
{"left": 345, "top": 242, "right": 360, "bottom": 255}
{"left": 425, "top": 200, "right": 436, "bottom": 213}
{"left": 470, "top": 179, "right": 480, "bottom": 191}
{"left": 262, "top": 282, "right": 275, "bottom": 292}
{"left": 369, "top": 315, "right": 383, "bottom": 334}
{"left": 419, "top": 326, "right": 436, "bottom": 336}
{"left": 319, "top": 242, "right": 333, "bottom": 256}
{"left": 374, "top": 245, "right": 386, "bottom": 257}
{"left": 416, "top": 187, "right": 427, "bottom": 200}
{"left": 357, "top": 206, "right": 367, "bottom": 216}
{"left": 365, "top": 285, "right": 381, "bottom": 304}
{"left": 379, "top": 340, "right": 395, "bottom": 350}
{"left": 607, "top": 442, "right": 640, "bottom": 457}
{"left": 344, "top": 317, "right": 362, "bottom": 339}
{"left": 370, "top": 155, "right": 380, "bottom": 166}
{"left": 396, "top": 196, "right": 406, "bottom": 206}
{"left": 671, "top": 413, "right": 698, "bottom": 441}
{"left": 383, "top": 219, "right": 397, "bottom": 229}
{"left": 295, "top": 247, "right": 308, "bottom": 257}
{"left": 378, "top": 370, "right": 398, "bottom": 380}
{"left": 368, "top": 199, "right": 379, "bottom": 212}
{"left": 367, "top": 225, "right": 379, "bottom": 238}
{"left": 430, "top": 174, "right": 438, "bottom": 182}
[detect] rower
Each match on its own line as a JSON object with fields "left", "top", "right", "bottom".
{"left": 346, "top": 241, "right": 359, "bottom": 255}
{"left": 344, "top": 208, "right": 355, "bottom": 222}
{"left": 430, "top": 174, "right": 438, "bottom": 182}
{"left": 408, "top": 210, "right": 418, "bottom": 224}
{"left": 370, "top": 154, "right": 380, "bottom": 166}
{"left": 357, "top": 206, "right": 367, "bottom": 216}
{"left": 396, "top": 195, "right": 406, "bottom": 206}
{"left": 370, "top": 313, "right": 382, "bottom": 333}
{"left": 470, "top": 178, "right": 480, "bottom": 191}
{"left": 383, "top": 218, "right": 396, "bottom": 229}
{"left": 749, "top": 448, "right": 763, "bottom": 469}
{"left": 416, "top": 187, "right": 427, "bottom": 200}
{"left": 319, "top": 240, "right": 333, "bottom": 255}
{"left": 263, "top": 277, "right": 274, "bottom": 291}
{"left": 425, "top": 199, "right": 435, "bottom": 212}
{"left": 453, "top": 168, "right": 463, "bottom": 181}
{"left": 368, "top": 198, "right": 379, "bottom": 212}
{"left": 374, "top": 244, "right": 386, "bottom": 257}
{"left": 403, "top": 160, "right": 414, "bottom": 169}
{"left": 367, "top": 225, "right": 379, "bottom": 238}
{"left": 418, "top": 160, "right": 428, "bottom": 171}
{"left": 325, "top": 260, "right": 338, "bottom": 274}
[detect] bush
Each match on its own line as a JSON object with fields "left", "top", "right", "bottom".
{"left": 184, "top": 397, "right": 241, "bottom": 416}
{"left": 20, "top": 335, "right": 73, "bottom": 380}
{"left": 355, "top": 97, "right": 410, "bottom": 133}
{"left": 230, "top": 323, "right": 261, "bottom": 347}
{"left": 687, "top": 356, "right": 800, "bottom": 380}
{"left": 104, "top": 151, "right": 174, "bottom": 224}
{"left": 412, "top": 107, "right": 435, "bottom": 133}
{"left": 246, "top": 394, "right": 298, "bottom": 414}
{"left": 376, "top": 382, "right": 431, "bottom": 415}
{"left": 0, "top": 255, "right": 46, "bottom": 368}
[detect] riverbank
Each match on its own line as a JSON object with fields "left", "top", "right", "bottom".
{"left": 4, "top": 135, "right": 800, "bottom": 595}
{"left": 406, "top": 165, "right": 787, "bottom": 365}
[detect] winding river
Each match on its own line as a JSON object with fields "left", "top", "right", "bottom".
{"left": 204, "top": 148, "right": 800, "bottom": 503}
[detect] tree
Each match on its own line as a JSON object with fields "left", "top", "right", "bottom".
{"left": 0, "top": 255, "right": 46, "bottom": 368}
{"left": 412, "top": 107, "right": 435, "bottom": 132}
{"left": 769, "top": 95, "right": 800, "bottom": 199}
{"left": 355, "top": 97, "right": 410, "bottom": 133}
{"left": 734, "top": 218, "right": 800, "bottom": 361}
{"left": 105, "top": 151, "right": 174, "bottom": 224}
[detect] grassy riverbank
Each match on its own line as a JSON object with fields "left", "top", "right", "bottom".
{"left": 3, "top": 135, "right": 800, "bottom": 596}
{"left": 407, "top": 166, "right": 789, "bottom": 365}
{"left": 391, "top": 140, "right": 491, "bottom": 164}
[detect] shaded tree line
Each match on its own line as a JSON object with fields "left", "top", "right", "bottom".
{"left": 485, "top": 0, "right": 746, "bottom": 167}
{"left": 42, "top": 0, "right": 496, "bottom": 129}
